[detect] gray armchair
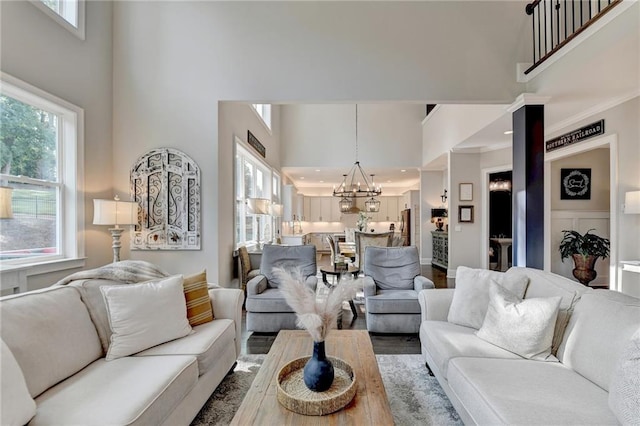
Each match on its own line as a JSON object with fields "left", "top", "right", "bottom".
{"left": 245, "top": 245, "right": 318, "bottom": 332}
{"left": 363, "top": 246, "right": 434, "bottom": 333}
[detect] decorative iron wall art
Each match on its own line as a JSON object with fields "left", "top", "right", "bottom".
{"left": 130, "top": 148, "right": 201, "bottom": 250}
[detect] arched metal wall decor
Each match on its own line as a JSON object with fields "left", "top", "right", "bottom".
{"left": 130, "top": 148, "right": 201, "bottom": 250}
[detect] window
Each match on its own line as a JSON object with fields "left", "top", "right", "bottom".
{"left": 0, "top": 73, "right": 84, "bottom": 268}
{"left": 251, "top": 104, "right": 272, "bottom": 131}
{"left": 32, "top": 0, "right": 85, "bottom": 40}
{"left": 235, "top": 140, "right": 279, "bottom": 248}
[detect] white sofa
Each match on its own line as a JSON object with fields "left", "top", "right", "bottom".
{"left": 418, "top": 266, "right": 640, "bottom": 425}
{"left": 0, "top": 279, "right": 243, "bottom": 426}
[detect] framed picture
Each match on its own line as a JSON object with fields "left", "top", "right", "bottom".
{"left": 459, "top": 205, "right": 474, "bottom": 223}
{"left": 560, "top": 168, "right": 591, "bottom": 200}
{"left": 459, "top": 183, "right": 473, "bottom": 201}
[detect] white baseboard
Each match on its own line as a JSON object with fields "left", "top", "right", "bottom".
{"left": 421, "top": 257, "right": 433, "bottom": 265}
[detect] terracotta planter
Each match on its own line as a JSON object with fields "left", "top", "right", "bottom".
{"left": 571, "top": 254, "right": 598, "bottom": 286}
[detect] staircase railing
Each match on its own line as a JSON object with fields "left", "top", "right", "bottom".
{"left": 525, "top": 0, "right": 622, "bottom": 74}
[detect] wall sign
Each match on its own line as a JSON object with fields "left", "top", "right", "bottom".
{"left": 247, "top": 130, "right": 266, "bottom": 158}
{"left": 561, "top": 168, "right": 591, "bottom": 200}
{"left": 546, "top": 119, "right": 604, "bottom": 152}
{"left": 130, "top": 148, "right": 201, "bottom": 250}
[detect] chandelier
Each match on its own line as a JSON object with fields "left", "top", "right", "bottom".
{"left": 333, "top": 105, "right": 382, "bottom": 212}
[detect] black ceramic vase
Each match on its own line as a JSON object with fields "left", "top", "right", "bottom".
{"left": 303, "top": 341, "right": 334, "bottom": 392}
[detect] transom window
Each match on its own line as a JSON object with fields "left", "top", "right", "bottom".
{"left": 33, "top": 0, "right": 85, "bottom": 40}
{"left": 251, "top": 104, "right": 272, "bottom": 131}
{"left": 0, "top": 73, "right": 83, "bottom": 266}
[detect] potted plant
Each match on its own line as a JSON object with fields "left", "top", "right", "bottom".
{"left": 559, "top": 229, "right": 610, "bottom": 286}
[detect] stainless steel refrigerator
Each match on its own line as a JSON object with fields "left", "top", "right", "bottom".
{"left": 400, "top": 209, "right": 410, "bottom": 246}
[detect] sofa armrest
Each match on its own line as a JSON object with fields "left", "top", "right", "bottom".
{"left": 247, "top": 275, "right": 267, "bottom": 296}
{"left": 418, "top": 288, "right": 455, "bottom": 322}
{"left": 363, "top": 276, "right": 376, "bottom": 298}
{"left": 208, "top": 287, "right": 243, "bottom": 358}
{"left": 414, "top": 276, "right": 435, "bottom": 291}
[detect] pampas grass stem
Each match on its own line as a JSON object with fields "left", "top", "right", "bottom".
{"left": 273, "top": 267, "right": 360, "bottom": 341}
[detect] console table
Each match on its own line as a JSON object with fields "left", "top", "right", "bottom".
{"left": 431, "top": 231, "right": 448, "bottom": 269}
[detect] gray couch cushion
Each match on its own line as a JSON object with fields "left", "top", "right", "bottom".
{"left": 447, "top": 357, "right": 618, "bottom": 425}
{"left": 135, "top": 318, "right": 236, "bottom": 377}
{"left": 0, "top": 287, "right": 103, "bottom": 398}
{"left": 419, "top": 320, "right": 520, "bottom": 379}
{"left": 366, "top": 289, "right": 421, "bottom": 314}
{"left": 260, "top": 245, "right": 317, "bottom": 288}
{"left": 557, "top": 290, "right": 640, "bottom": 391}
{"left": 363, "top": 246, "right": 421, "bottom": 290}
{"left": 32, "top": 355, "right": 198, "bottom": 426}
{"left": 245, "top": 288, "right": 295, "bottom": 312}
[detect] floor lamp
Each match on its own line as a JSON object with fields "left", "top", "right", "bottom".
{"left": 93, "top": 195, "right": 138, "bottom": 263}
{"left": 247, "top": 198, "right": 270, "bottom": 249}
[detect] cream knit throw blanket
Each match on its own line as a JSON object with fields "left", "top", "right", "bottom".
{"left": 55, "top": 260, "right": 169, "bottom": 286}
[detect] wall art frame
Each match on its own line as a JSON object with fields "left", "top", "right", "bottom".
{"left": 560, "top": 168, "right": 591, "bottom": 200}
{"left": 459, "top": 205, "right": 474, "bottom": 223}
{"left": 459, "top": 183, "right": 473, "bottom": 201}
{"left": 130, "top": 148, "right": 201, "bottom": 250}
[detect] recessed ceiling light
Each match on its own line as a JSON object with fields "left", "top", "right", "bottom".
{"left": 504, "top": 130, "right": 513, "bottom": 135}
{"left": 387, "top": 180, "right": 392, "bottom": 183}
{"left": 315, "top": 169, "right": 320, "bottom": 172}
{"left": 300, "top": 177, "right": 305, "bottom": 180}
{"left": 319, "top": 180, "right": 324, "bottom": 183}
{"left": 401, "top": 169, "right": 406, "bottom": 173}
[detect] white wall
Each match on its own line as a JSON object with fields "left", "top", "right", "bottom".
{"left": 281, "top": 104, "right": 424, "bottom": 169}
{"left": 546, "top": 98, "right": 640, "bottom": 296}
{"left": 0, "top": 1, "right": 113, "bottom": 289}
{"left": 110, "top": 1, "right": 530, "bottom": 284}
{"left": 447, "top": 152, "right": 483, "bottom": 276}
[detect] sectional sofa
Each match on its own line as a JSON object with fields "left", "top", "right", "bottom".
{"left": 419, "top": 266, "right": 639, "bottom": 425}
{"left": 1, "top": 276, "right": 243, "bottom": 426}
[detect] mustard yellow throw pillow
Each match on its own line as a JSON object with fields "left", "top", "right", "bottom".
{"left": 183, "top": 270, "right": 214, "bottom": 326}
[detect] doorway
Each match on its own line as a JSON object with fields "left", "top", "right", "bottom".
{"left": 488, "top": 171, "right": 513, "bottom": 271}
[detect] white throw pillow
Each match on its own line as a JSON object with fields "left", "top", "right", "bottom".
{"left": 609, "top": 328, "right": 640, "bottom": 425}
{"left": 447, "top": 266, "right": 529, "bottom": 329}
{"left": 101, "top": 275, "right": 193, "bottom": 361}
{"left": 476, "top": 282, "right": 561, "bottom": 360}
{"left": 1, "top": 339, "right": 37, "bottom": 426}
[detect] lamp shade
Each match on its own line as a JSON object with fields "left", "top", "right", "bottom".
{"left": 0, "top": 186, "right": 13, "bottom": 219}
{"left": 246, "top": 198, "right": 270, "bottom": 215}
{"left": 625, "top": 191, "right": 640, "bottom": 214}
{"left": 269, "top": 203, "right": 283, "bottom": 217}
{"left": 93, "top": 198, "right": 138, "bottom": 226}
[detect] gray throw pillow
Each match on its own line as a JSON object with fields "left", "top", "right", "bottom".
{"left": 447, "top": 266, "right": 529, "bottom": 329}
{"left": 476, "top": 282, "right": 561, "bottom": 360}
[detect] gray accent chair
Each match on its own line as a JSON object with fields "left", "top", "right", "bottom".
{"left": 245, "top": 244, "right": 318, "bottom": 332}
{"left": 363, "top": 246, "right": 434, "bottom": 333}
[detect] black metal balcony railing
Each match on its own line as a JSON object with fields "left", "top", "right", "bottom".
{"left": 525, "top": 0, "right": 622, "bottom": 74}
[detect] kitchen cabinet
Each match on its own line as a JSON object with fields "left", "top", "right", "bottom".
{"left": 329, "top": 197, "right": 342, "bottom": 222}
{"left": 302, "top": 196, "right": 310, "bottom": 221}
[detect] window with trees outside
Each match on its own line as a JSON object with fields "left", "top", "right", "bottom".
{"left": 0, "top": 74, "right": 84, "bottom": 266}
{"left": 235, "top": 141, "right": 279, "bottom": 248}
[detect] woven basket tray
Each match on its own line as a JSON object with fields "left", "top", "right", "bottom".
{"left": 276, "top": 356, "right": 357, "bottom": 416}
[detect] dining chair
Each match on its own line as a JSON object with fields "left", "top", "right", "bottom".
{"left": 354, "top": 230, "right": 393, "bottom": 268}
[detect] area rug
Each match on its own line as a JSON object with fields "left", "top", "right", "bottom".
{"left": 191, "top": 354, "right": 462, "bottom": 426}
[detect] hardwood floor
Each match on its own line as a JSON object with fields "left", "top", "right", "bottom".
{"left": 240, "top": 255, "right": 450, "bottom": 356}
